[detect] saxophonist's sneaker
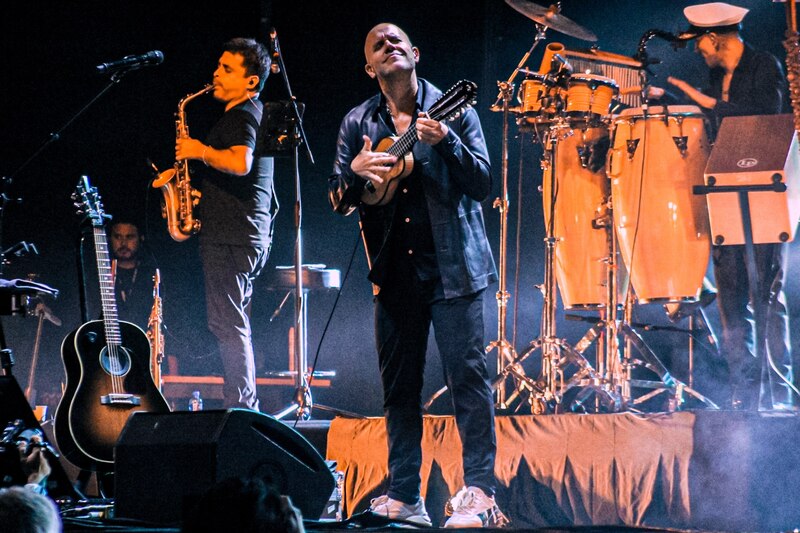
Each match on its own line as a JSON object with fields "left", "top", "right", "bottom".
{"left": 444, "top": 486, "right": 508, "bottom": 528}
{"left": 368, "top": 495, "right": 432, "bottom": 527}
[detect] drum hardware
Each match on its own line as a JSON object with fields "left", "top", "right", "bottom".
{"left": 625, "top": 139, "right": 639, "bottom": 159}
{"left": 486, "top": 74, "right": 537, "bottom": 410}
{"left": 687, "top": 309, "right": 720, "bottom": 390}
{"left": 492, "top": 117, "right": 618, "bottom": 413}
{"left": 613, "top": 314, "right": 719, "bottom": 411}
{"left": 673, "top": 136, "right": 689, "bottom": 154}
{"left": 488, "top": 0, "right": 582, "bottom": 409}
{"left": 490, "top": 15, "right": 547, "bottom": 113}
{"left": 504, "top": 0, "right": 598, "bottom": 42}
{"left": 664, "top": 280, "right": 720, "bottom": 391}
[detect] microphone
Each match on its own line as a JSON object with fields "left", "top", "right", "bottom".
{"left": 96, "top": 50, "right": 164, "bottom": 75}
{"left": 269, "top": 29, "right": 280, "bottom": 74}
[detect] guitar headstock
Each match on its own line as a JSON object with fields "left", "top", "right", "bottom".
{"left": 427, "top": 80, "right": 478, "bottom": 123}
{"left": 72, "top": 175, "right": 107, "bottom": 227}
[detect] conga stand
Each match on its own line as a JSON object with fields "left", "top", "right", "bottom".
{"left": 613, "top": 253, "right": 719, "bottom": 410}
{"left": 564, "top": 169, "right": 632, "bottom": 413}
{"left": 496, "top": 118, "right": 610, "bottom": 414}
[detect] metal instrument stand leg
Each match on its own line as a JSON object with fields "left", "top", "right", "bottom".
{"left": 493, "top": 120, "right": 608, "bottom": 413}
{"left": 564, "top": 184, "right": 626, "bottom": 412}
{"left": 620, "top": 320, "right": 719, "bottom": 410}
{"left": 486, "top": 78, "right": 531, "bottom": 411}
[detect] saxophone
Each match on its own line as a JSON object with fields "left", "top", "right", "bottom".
{"left": 147, "top": 268, "right": 164, "bottom": 391}
{"left": 152, "top": 84, "right": 213, "bottom": 241}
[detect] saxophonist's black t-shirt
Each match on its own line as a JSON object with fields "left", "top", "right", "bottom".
{"left": 197, "top": 98, "right": 274, "bottom": 248}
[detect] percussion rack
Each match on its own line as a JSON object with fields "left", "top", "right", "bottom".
{"left": 485, "top": 0, "right": 723, "bottom": 414}
{"left": 490, "top": 47, "right": 720, "bottom": 415}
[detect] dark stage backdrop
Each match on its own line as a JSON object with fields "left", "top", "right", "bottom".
{"left": 1, "top": 1, "right": 797, "bottom": 416}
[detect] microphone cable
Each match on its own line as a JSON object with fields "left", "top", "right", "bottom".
{"left": 294, "top": 224, "right": 365, "bottom": 425}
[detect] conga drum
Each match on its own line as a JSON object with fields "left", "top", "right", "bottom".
{"left": 543, "top": 125, "right": 627, "bottom": 309}
{"left": 607, "top": 106, "right": 712, "bottom": 302}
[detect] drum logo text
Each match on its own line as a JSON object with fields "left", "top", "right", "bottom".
{"left": 736, "top": 157, "right": 758, "bottom": 169}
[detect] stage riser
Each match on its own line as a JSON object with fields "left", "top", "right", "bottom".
{"left": 326, "top": 412, "right": 800, "bottom": 530}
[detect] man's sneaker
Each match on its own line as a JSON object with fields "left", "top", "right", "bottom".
{"left": 443, "top": 486, "right": 508, "bottom": 528}
{"left": 368, "top": 494, "right": 432, "bottom": 527}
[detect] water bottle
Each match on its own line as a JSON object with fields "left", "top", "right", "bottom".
{"left": 188, "top": 390, "right": 203, "bottom": 411}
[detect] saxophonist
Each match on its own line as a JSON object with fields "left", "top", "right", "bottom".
{"left": 175, "top": 38, "right": 275, "bottom": 411}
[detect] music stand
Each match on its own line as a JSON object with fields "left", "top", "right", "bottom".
{"left": 259, "top": 94, "right": 313, "bottom": 420}
{"left": 698, "top": 114, "right": 800, "bottom": 409}
{"left": 264, "top": 35, "right": 356, "bottom": 421}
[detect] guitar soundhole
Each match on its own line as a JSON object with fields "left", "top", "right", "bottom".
{"left": 99, "top": 346, "right": 132, "bottom": 376}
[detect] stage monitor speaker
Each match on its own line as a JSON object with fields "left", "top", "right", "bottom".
{"left": 114, "top": 409, "right": 335, "bottom": 525}
{"left": 0, "top": 376, "right": 79, "bottom": 499}
{"left": 703, "top": 113, "right": 800, "bottom": 245}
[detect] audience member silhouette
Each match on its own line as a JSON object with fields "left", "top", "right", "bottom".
{"left": 181, "top": 476, "right": 304, "bottom": 533}
{"left": 0, "top": 486, "right": 61, "bottom": 533}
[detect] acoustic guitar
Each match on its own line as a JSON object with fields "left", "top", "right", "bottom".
{"left": 55, "top": 176, "right": 169, "bottom": 471}
{"left": 361, "top": 79, "right": 478, "bottom": 206}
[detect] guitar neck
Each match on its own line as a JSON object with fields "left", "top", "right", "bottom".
{"left": 93, "top": 226, "right": 121, "bottom": 345}
{"left": 386, "top": 124, "right": 419, "bottom": 157}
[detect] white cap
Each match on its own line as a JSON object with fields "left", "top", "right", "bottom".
{"left": 683, "top": 2, "right": 749, "bottom": 28}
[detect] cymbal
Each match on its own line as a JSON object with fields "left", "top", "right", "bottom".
{"left": 505, "top": 0, "right": 598, "bottom": 42}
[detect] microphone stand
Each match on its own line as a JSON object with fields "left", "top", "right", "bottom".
{"left": 267, "top": 32, "right": 329, "bottom": 422}
{"left": 10, "top": 74, "right": 127, "bottom": 183}
{"left": 0, "top": 68, "right": 136, "bottom": 390}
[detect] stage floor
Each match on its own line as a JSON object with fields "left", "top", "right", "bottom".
{"left": 54, "top": 410, "right": 800, "bottom": 532}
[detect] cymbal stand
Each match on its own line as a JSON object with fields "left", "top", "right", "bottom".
{"left": 486, "top": 24, "right": 549, "bottom": 410}
{"left": 490, "top": 23, "right": 547, "bottom": 111}
{"left": 487, "top": 81, "right": 533, "bottom": 410}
